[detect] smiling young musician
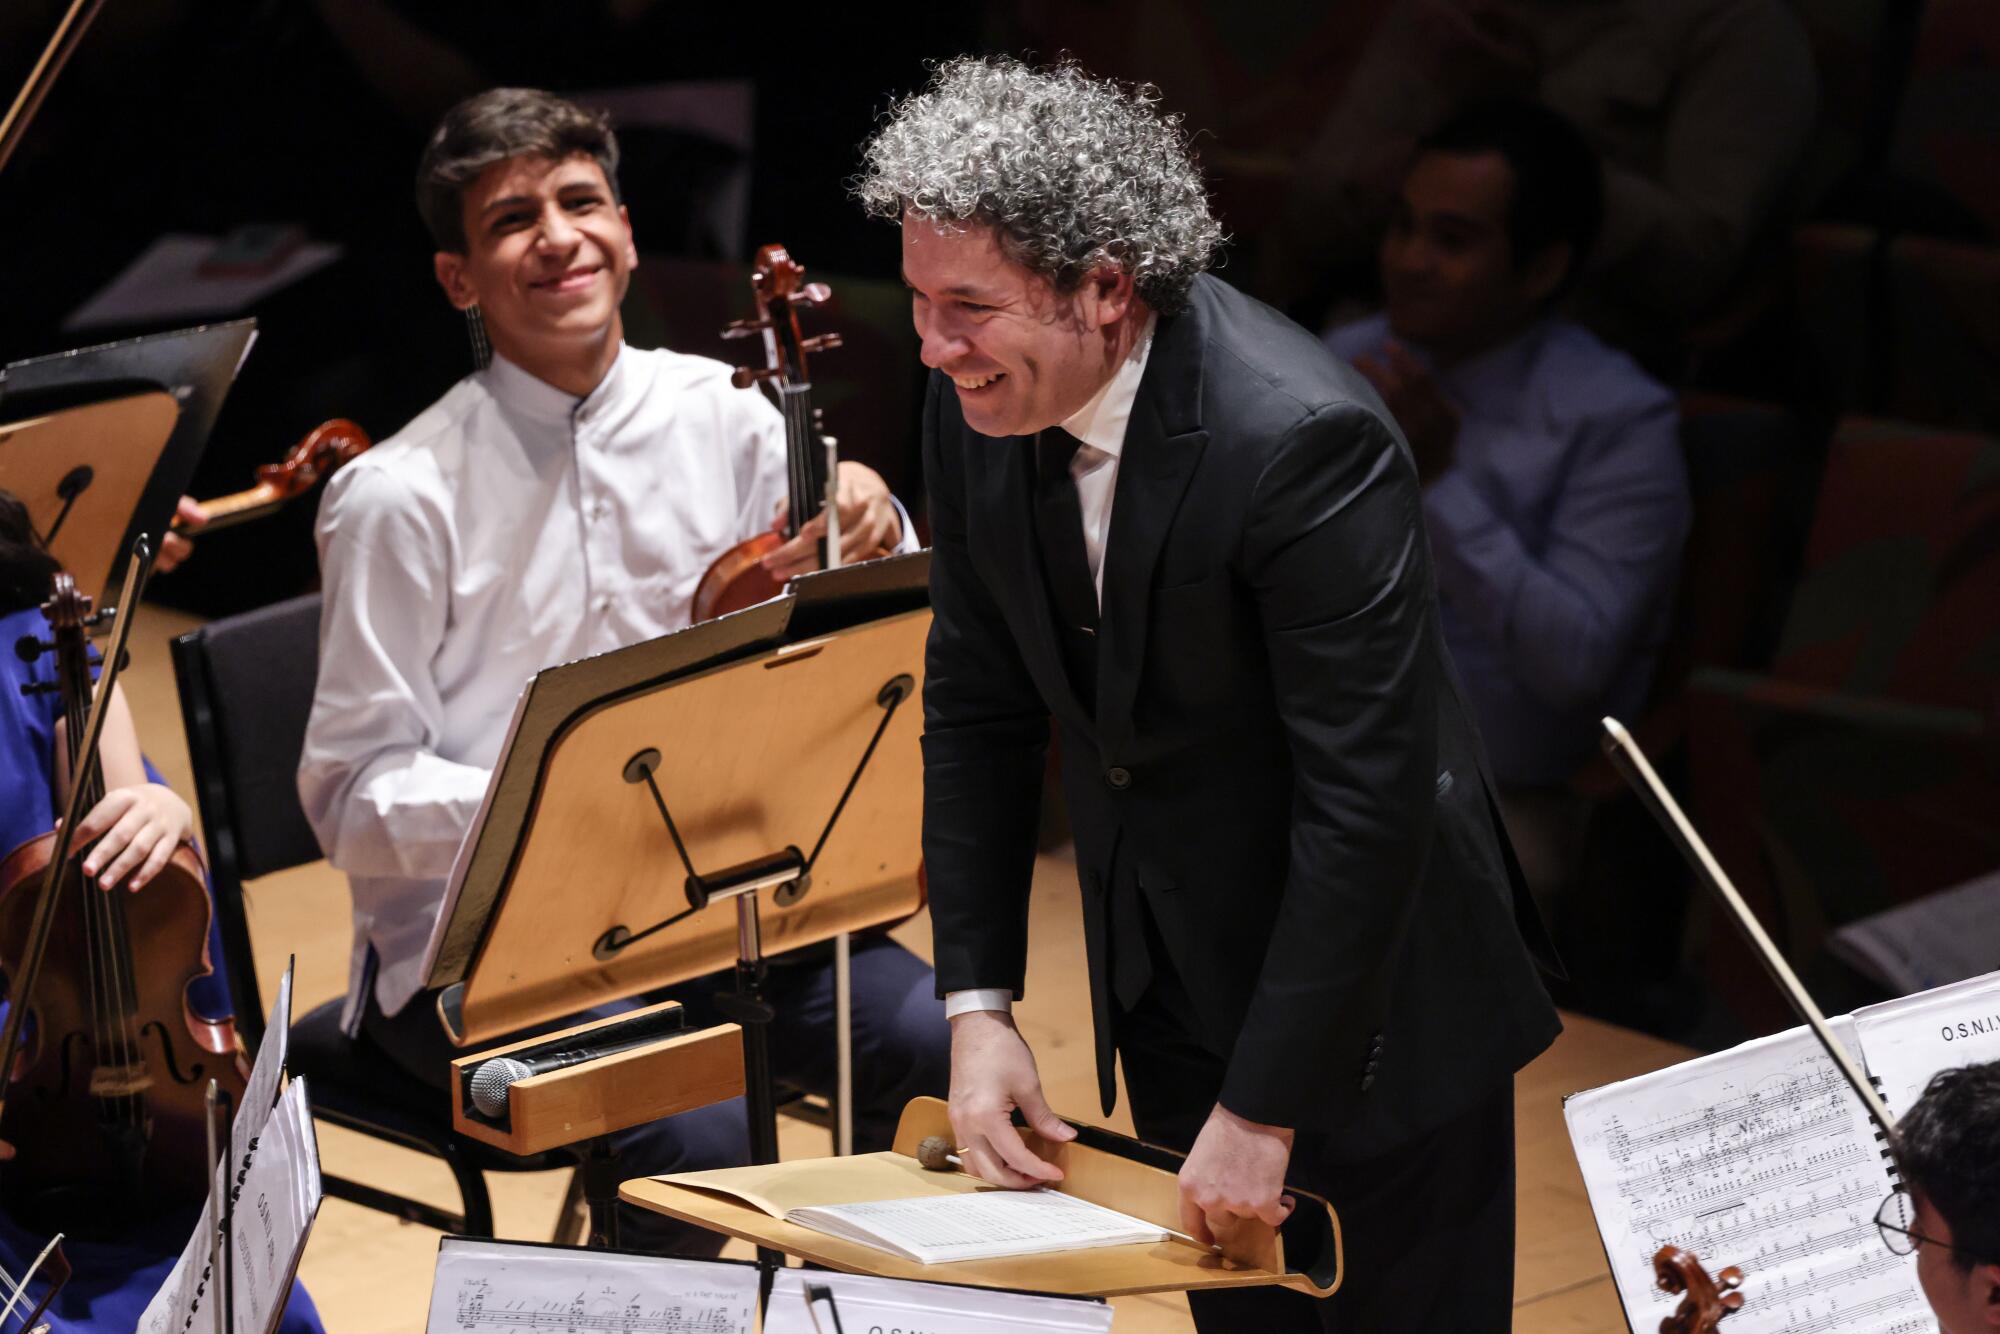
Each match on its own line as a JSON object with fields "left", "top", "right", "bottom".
{"left": 296, "top": 88, "right": 947, "bottom": 1252}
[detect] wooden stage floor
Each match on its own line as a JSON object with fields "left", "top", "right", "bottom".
{"left": 120, "top": 603, "right": 1690, "bottom": 1331}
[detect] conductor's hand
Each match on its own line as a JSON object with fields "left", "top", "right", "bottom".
{"left": 947, "top": 1009, "right": 1076, "bottom": 1189}
{"left": 73, "top": 783, "right": 194, "bottom": 892}
{"left": 763, "top": 461, "right": 903, "bottom": 581}
{"left": 1178, "top": 1104, "right": 1296, "bottom": 1248}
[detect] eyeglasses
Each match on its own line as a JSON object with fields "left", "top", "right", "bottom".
{"left": 1876, "top": 1189, "right": 1957, "bottom": 1258}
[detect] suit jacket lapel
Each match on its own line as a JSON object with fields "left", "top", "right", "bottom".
{"left": 1097, "top": 307, "right": 1209, "bottom": 753}
{"left": 983, "top": 433, "right": 1097, "bottom": 738}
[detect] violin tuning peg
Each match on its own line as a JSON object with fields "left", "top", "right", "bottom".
{"left": 797, "top": 282, "right": 832, "bottom": 305}
{"left": 801, "top": 333, "right": 843, "bottom": 354}
{"left": 721, "top": 319, "right": 770, "bottom": 339}
{"left": 730, "top": 367, "right": 778, "bottom": 390}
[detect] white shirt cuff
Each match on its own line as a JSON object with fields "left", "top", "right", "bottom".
{"left": 888, "top": 494, "right": 920, "bottom": 554}
{"left": 944, "top": 988, "right": 1014, "bottom": 1019}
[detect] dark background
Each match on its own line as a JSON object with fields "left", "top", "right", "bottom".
{"left": 3, "top": 0, "right": 1996, "bottom": 1045}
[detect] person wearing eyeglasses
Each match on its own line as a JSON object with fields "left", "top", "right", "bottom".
{"left": 1881, "top": 1061, "right": 2000, "bottom": 1332}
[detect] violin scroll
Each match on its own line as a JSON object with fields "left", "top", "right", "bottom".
{"left": 174, "top": 418, "right": 372, "bottom": 535}
{"left": 1654, "top": 1245, "right": 1744, "bottom": 1333}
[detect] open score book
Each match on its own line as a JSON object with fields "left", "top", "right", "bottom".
{"left": 655, "top": 1153, "right": 1170, "bottom": 1264}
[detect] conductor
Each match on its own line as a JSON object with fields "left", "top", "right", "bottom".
{"left": 857, "top": 57, "right": 1562, "bottom": 1330}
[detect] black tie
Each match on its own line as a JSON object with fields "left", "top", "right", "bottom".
{"left": 1033, "top": 428, "right": 1099, "bottom": 710}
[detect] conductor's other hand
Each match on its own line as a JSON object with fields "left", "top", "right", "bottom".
{"left": 1179, "top": 1103, "right": 1296, "bottom": 1247}
{"left": 947, "top": 1009, "right": 1076, "bottom": 1189}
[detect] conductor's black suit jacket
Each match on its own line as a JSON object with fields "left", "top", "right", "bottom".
{"left": 921, "top": 274, "right": 1562, "bottom": 1161}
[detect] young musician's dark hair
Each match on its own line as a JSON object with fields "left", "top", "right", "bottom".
{"left": 415, "top": 88, "right": 622, "bottom": 253}
{"left": 1896, "top": 1059, "right": 2000, "bottom": 1270}
{"left": 1416, "top": 99, "right": 1605, "bottom": 299}
{"left": 0, "top": 489, "right": 58, "bottom": 616}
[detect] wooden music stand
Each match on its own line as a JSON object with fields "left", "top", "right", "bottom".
{"left": 427, "top": 554, "right": 932, "bottom": 1221}
{"left": 0, "top": 321, "right": 255, "bottom": 601}
{"left": 620, "top": 1097, "right": 1344, "bottom": 1301}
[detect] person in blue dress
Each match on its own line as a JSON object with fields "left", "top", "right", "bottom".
{"left": 0, "top": 489, "right": 323, "bottom": 1332}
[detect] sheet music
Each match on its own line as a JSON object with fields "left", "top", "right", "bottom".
{"left": 231, "top": 1076, "right": 324, "bottom": 1334}
{"left": 235, "top": 961, "right": 293, "bottom": 1169}
{"left": 425, "top": 1237, "right": 756, "bottom": 1334}
{"left": 421, "top": 681, "right": 532, "bottom": 987}
{"left": 764, "top": 1270, "right": 1112, "bottom": 1332}
{"left": 1854, "top": 968, "right": 2000, "bottom": 1119}
{"left": 140, "top": 963, "right": 310, "bottom": 1334}
{"left": 1565, "top": 1019, "right": 1932, "bottom": 1333}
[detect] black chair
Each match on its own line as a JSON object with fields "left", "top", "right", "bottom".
{"left": 172, "top": 593, "right": 582, "bottom": 1239}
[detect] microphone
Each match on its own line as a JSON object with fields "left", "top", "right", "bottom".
{"left": 467, "top": 1030, "right": 666, "bottom": 1118}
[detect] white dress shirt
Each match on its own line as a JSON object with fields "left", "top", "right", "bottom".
{"left": 299, "top": 343, "right": 914, "bottom": 1029}
{"left": 943, "top": 316, "right": 1156, "bottom": 1021}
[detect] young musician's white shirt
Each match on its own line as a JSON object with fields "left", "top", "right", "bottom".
{"left": 299, "top": 343, "right": 914, "bottom": 1031}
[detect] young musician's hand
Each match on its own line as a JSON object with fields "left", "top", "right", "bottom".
{"left": 74, "top": 783, "right": 195, "bottom": 892}
{"left": 762, "top": 462, "right": 904, "bottom": 581}
{"left": 946, "top": 1009, "right": 1076, "bottom": 1189}
{"left": 155, "top": 495, "right": 207, "bottom": 575}
{"left": 1177, "top": 1103, "right": 1296, "bottom": 1247}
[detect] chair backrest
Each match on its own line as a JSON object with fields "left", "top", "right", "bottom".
{"left": 1775, "top": 417, "right": 2000, "bottom": 709}
{"left": 171, "top": 593, "right": 325, "bottom": 1052}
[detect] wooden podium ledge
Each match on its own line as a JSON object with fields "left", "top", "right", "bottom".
{"left": 620, "top": 1096, "right": 1342, "bottom": 1299}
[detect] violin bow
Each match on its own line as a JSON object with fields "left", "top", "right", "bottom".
{"left": 1600, "top": 717, "right": 1899, "bottom": 1137}
{"left": 0, "top": 1232, "right": 69, "bottom": 1331}
{"left": 0, "top": 534, "right": 153, "bottom": 1127}
{"left": 0, "top": 0, "right": 108, "bottom": 180}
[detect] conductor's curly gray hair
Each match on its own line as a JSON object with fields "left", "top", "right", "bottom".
{"left": 854, "top": 56, "right": 1223, "bottom": 316}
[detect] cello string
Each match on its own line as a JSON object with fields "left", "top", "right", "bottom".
{"left": 76, "top": 681, "right": 126, "bottom": 1124}
{"left": 61, "top": 673, "right": 117, "bottom": 1122}
{"left": 79, "top": 648, "right": 139, "bottom": 1127}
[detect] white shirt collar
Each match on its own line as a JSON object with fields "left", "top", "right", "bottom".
{"left": 484, "top": 341, "right": 635, "bottom": 426}
{"left": 1058, "top": 313, "right": 1157, "bottom": 458}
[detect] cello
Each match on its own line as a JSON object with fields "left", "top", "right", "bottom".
{"left": 0, "top": 559, "right": 247, "bottom": 1235}
{"left": 690, "top": 244, "right": 886, "bottom": 620}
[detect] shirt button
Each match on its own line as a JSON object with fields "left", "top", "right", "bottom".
{"left": 1104, "top": 766, "right": 1131, "bottom": 790}
{"left": 1360, "top": 1073, "right": 1377, "bottom": 1092}
{"left": 597, "top": 595, "right": 615, "bottom": 613}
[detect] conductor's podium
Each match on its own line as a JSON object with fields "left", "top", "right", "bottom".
{"left": 620, "top": 1096, "right": 1343, "bottom": 1300}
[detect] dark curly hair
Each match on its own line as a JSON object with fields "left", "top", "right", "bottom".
{"left": 1895, "top": 1059, "right": 2000, "bottom": 1270}
{"left": 855, "top": 56, "right": 1223, "bottom": 314}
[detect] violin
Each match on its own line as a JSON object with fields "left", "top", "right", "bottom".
{"left": 0, "top": 568, "right": 246, "bottom": 1235}
{"left": 1654, "top": 1244, "right": 1744, "bottom": 1333}
{"left": 172, "top": 418, "right": 371, "bottom": 535}
{"left": 690, "top": 244, "right": 885, "bottom": 622}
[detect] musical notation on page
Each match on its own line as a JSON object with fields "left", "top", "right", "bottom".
{"left": 425, "top": 1238, "right": 756, "bottom": 1334}
{"left": 1566, "top": 1021, "right": 1933, "bottom": 1334}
